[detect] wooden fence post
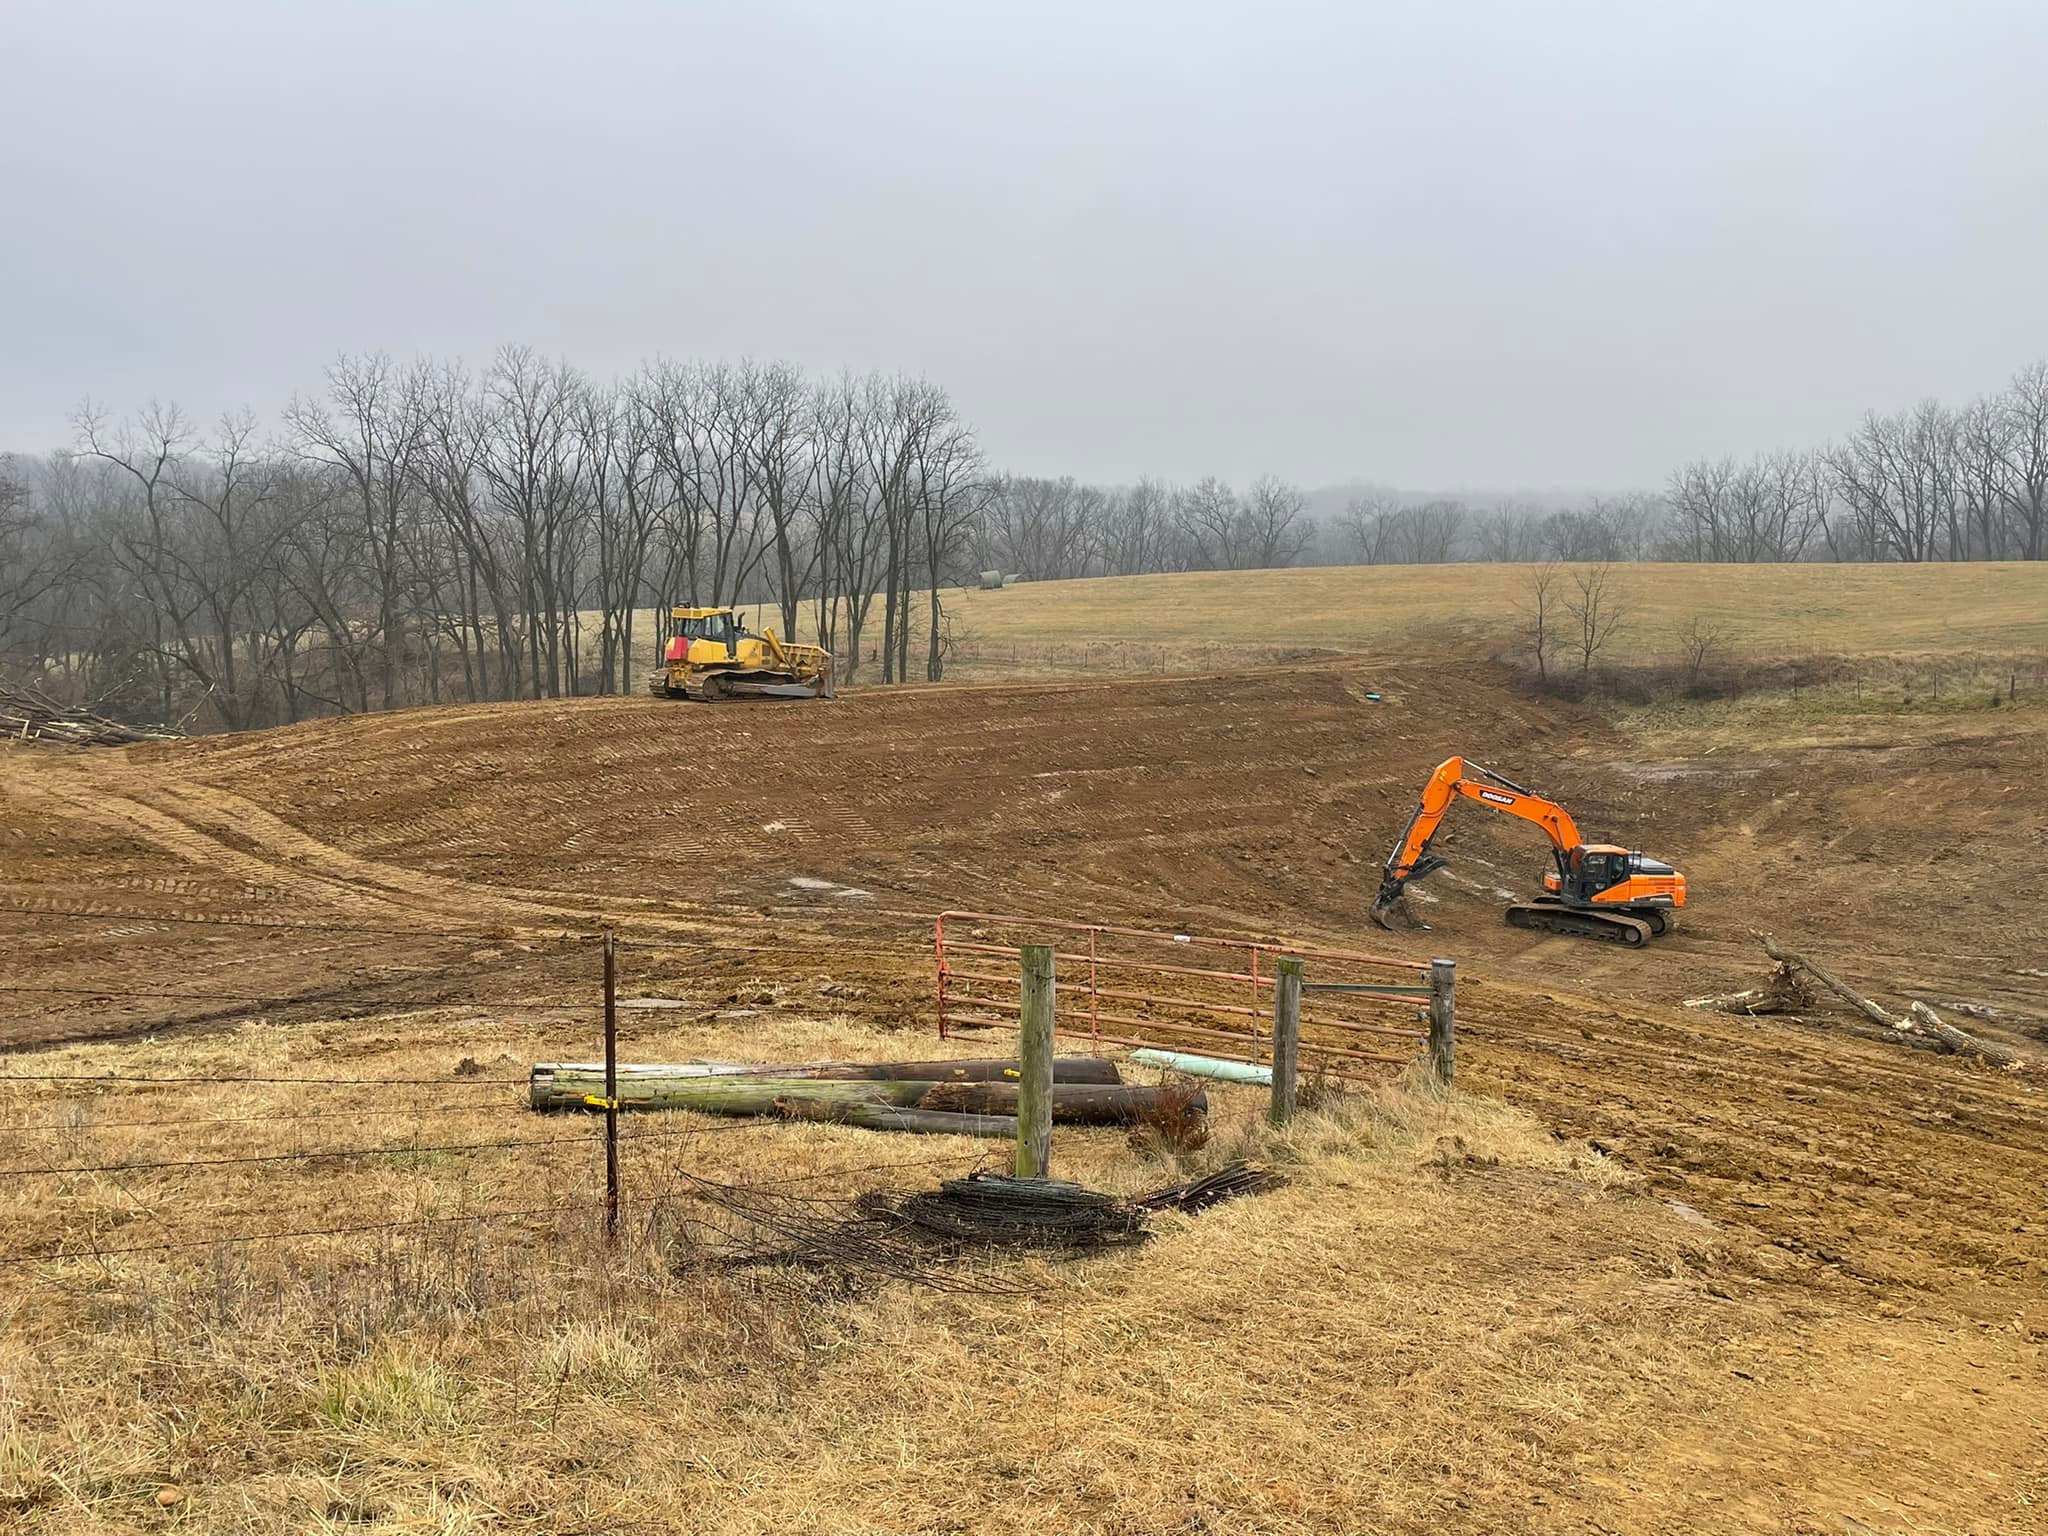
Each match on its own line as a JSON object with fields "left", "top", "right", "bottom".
{"left": 1015, "top": 944, "right": 1055, "bottom": 1178}
{"left": 603, "top": 926, "right": 620, "bottom": 1244}
{"left": 1427, "top": 958, "right": 1456, "bottom": 1087}
{"left": 1269, "top": 956, "right": 1303, "bottom": 1127}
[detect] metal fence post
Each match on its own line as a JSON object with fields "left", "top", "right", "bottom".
{"left": 603, "top": 926, "right": 620, "bottom": 1244}
{"left": 1269, "top": 956, "right": 1303, "bottom": 1127}
{"left": 1015, "top": 944, "right": 1055, "bottom": 1178}
{"left": 1427, "top": 957, "right": 1455, "bottom": 1087}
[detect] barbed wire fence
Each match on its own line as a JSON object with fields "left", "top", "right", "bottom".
{"left": 0, "top": 909, "right": 993, "bottom": 1284}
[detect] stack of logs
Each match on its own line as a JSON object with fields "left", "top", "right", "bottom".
{"left": 530, "top": 1056, "right": 1201, "bottom": 1137}
{"left": 0, "top": 684, "right": 183, "bottom": 747}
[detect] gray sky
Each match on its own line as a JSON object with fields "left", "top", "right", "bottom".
{"left": 5, "top": 0, "right": 2046, "bottom": 490}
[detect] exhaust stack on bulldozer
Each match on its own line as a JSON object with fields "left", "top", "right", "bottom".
{"left": 648, "top": 607, "right": 834, "bottom": 701}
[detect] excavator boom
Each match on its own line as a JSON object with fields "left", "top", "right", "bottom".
{"left": 1369, "top": 755, "right": 1686, "bottom": 947}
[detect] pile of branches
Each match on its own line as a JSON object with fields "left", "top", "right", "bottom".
{"left": 674, "top": 1162, "right": 1282, "bottom": 1293}
{"left": 0, "top": 684, "right": 183, "bottom": 747}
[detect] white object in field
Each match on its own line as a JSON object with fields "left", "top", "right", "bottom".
{"left": 1129, "top": 1048, "right": 1272, "bottom": 1085}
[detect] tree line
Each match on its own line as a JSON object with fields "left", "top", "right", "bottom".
{"left": 3, "top": 351, "right": 987, "bottom": 730}
{"left": 979, "top": 360, "right": 2048, "bottom": 577}
{"left": 1666, "top": 362, "right": 2048, "bottom": 563}
{"left": 2, "top": 350, "right": 2042, "bottom": 730}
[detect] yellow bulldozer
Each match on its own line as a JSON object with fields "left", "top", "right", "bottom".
{"left": 647, "top": 606, "right": 834, "bottom": 701}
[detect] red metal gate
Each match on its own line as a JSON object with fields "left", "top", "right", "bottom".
{"left": 934, "top": 911, "right": 1434, "bottom": 1079}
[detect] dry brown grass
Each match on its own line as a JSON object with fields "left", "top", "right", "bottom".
{"left": 0, "top": 1006, "right": 1759, "bottom": 1534}
{"left": 931, "top": 561, "right": 2048, "bottom": 661}
{"left": 1612, "top": 648, "right": 2048, "bottom": 750}
{"left": 613, "top": 561, "right": 2048, "bottom": 691}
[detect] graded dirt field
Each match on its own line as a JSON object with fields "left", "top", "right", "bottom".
{"left": 1, "top": 654, "right": 2044, "bottom": 1532}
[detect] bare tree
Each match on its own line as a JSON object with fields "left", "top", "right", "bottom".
{"left": 1563, "top": 563, "right": 1628, "bottom": 679}
{"left": 1515, "top": 561, "right": 1562, "bottom": 683}
{"left": 1174, "top": 476, "right": 1244, "bottom": 570}
{"left": 1397, "top": 498, "right": 1465, "bottom": 563}
{"left": 284, "top": 353, "right": 430, "bottom": 709}
{"left": 0, "top": 457, "right": 69, "bottom": 664}
{"left": 1337, "top": 490, "right": 1399, "bottom": 564}
{"left": 1241, "top": 475, "right": 1314, "bottom": 567}
{"left": 1102, "top": 477, "right": 1178, "bottom": 575}
{"left": 1470, "top": 501, "right": 1545, "bottom": 562}
{"left": 1678, "top": 615, "right": 1723, "bottom": 686}
{"left": 74, "top": 400, "right": 197, "bottom": 719}
{"left": 1997, "top": 362, "right": 2048, "bottom": 560}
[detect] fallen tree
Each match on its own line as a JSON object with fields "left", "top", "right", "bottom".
{"left": 1749, "top": 931, "right": 2024, "bottom": 1070}
{"left": 1684, "top": 961, "right": 1815, "bottom": 1016}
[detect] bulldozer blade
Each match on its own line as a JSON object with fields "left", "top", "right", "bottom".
{"left": 722, "top": 679, "right": 827, "bottom": 700}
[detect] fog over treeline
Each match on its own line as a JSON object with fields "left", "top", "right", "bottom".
{"left": 1, "top": 349, "right": 2043, "bottom": 730}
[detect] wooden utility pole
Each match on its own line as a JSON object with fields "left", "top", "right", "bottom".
{"left": 1015, "top": 944, "right": 1055, "bottom": 1178}
{"left": 603, "top": 926, "right": 620, "bottom": 1244}
{"left": 1427, "top": 958, "right": 1456, "bottom": 1086}
{"left": 1269, "top": 956, "right": 1303, "bottom": 1127}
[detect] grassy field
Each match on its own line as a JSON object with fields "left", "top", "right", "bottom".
{"left": 932, "top": 561, "right": 2048, "bottom": 661}
{"left": 620, "top": 563, "right": 2048, "bottom": 690}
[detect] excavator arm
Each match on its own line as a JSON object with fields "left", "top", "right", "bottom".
{"left": 1370, "top": 756, "right": 1583, "bottom": 926}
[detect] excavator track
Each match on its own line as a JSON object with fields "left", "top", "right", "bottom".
{"left": 1504, "top": 902, "right": 1655, "bottom": 946}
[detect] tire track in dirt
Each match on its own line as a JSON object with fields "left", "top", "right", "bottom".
{"left": 1, "top": 756, "right": 727, "bottom": 942}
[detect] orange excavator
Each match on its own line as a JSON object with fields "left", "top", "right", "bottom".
{"left": 1369, "top": 756, "right": 1687, "bottom": 946}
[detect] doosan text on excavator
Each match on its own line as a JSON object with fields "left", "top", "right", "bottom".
{"left": 1370, "top": 756, "right": 1687, "bottom": 946}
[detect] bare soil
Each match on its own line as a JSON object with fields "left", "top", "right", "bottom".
{"left": 1, "top": 660, "right": 2043, "bottom": 1532}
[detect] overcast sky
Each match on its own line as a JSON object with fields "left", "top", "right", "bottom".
{"left": 4, "top": 0, "right": 2046, "bottom": 490}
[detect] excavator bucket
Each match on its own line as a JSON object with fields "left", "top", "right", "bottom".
{"left": 1368, "top": 883, "right": 1412, "bottom": 932}
{"left": 1368, "top": 855, "right": 1444, "bottom": 931}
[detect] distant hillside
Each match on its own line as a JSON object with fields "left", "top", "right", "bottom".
{"left": 933, "top": 561, "right": 2048, "bottom": 660}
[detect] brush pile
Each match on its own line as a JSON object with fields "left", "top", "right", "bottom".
{"left": 0, "top": 684, "right": 183, "bottom": 747}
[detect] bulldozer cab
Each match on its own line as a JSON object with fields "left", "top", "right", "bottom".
{"left": 671, "top": 607, "right": 745, "bottom": 650}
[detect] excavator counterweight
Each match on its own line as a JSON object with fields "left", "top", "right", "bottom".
{"left": 1369, "top": 756, "right": 1686, "bottom": 946}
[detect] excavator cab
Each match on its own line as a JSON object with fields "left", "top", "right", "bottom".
{"left": 1565, "top": 846, "right": 1634, "bottom": 898}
